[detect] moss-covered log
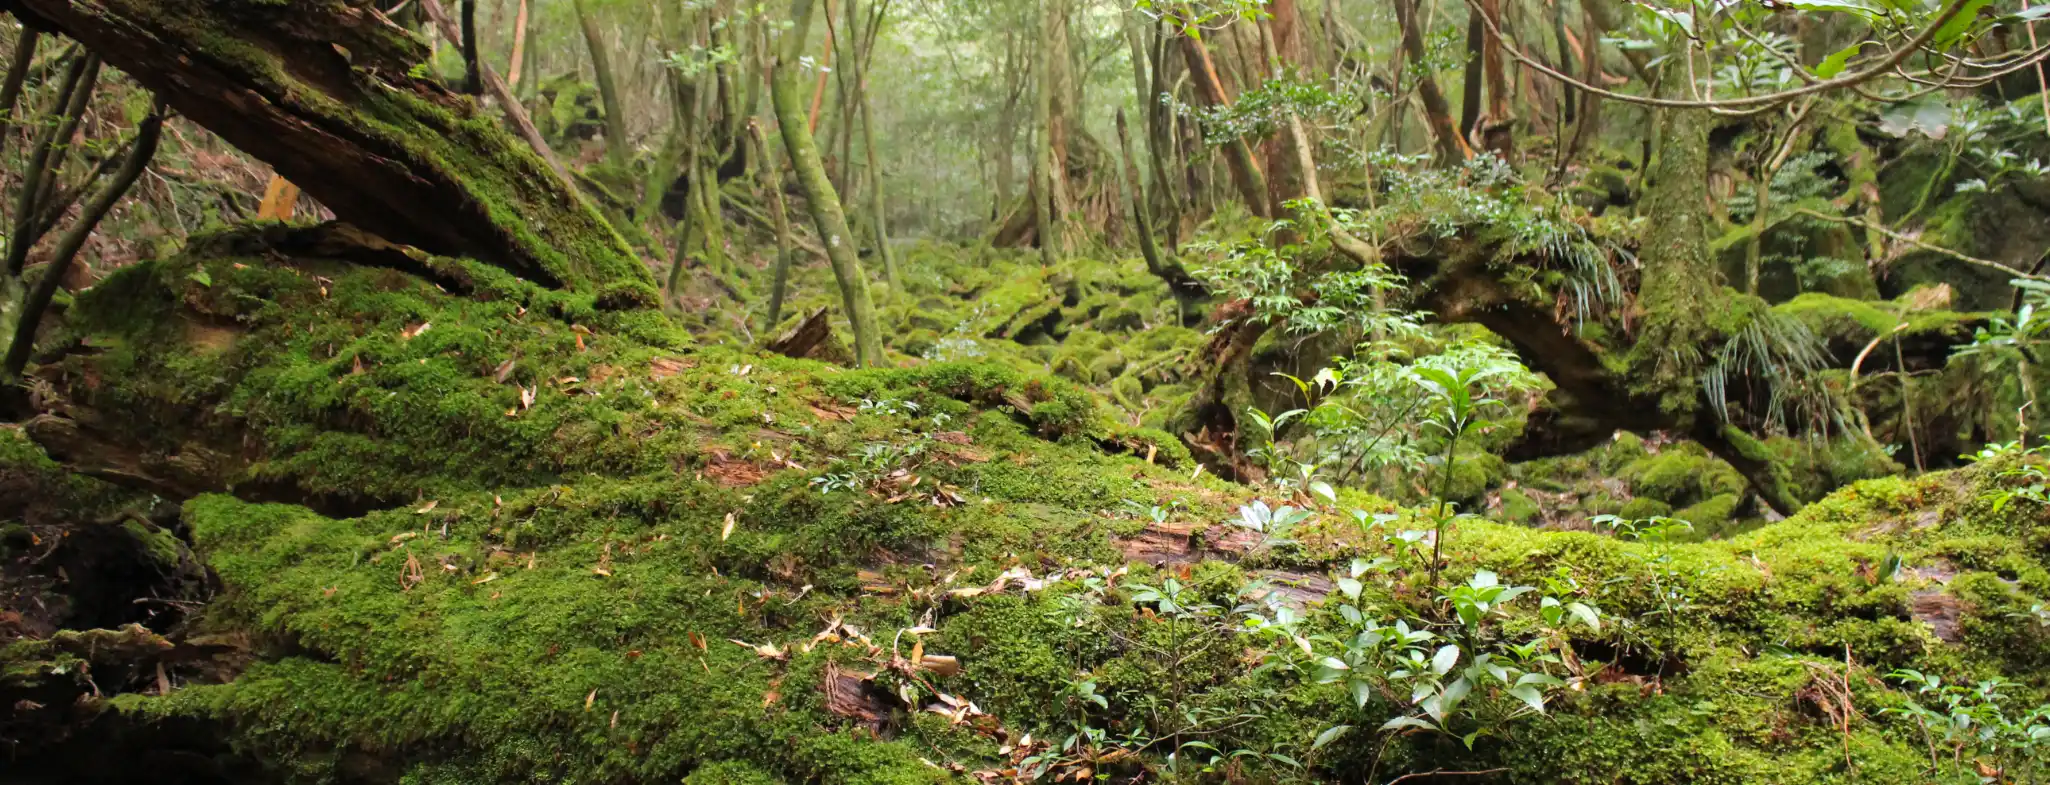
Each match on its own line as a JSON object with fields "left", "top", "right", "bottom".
{"left": 2, "top": 0, "right": 652, "bottom": 296}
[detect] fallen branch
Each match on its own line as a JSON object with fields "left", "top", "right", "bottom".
{"left": 1789, "top": 207, "right": 2050, "bottom": 285}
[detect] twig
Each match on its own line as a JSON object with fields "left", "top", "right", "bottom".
{"left": 1465, "top": 0, "right": 1973, "bottom": 110}
{"left": 414, "top": 0, "right": 573, "bottom": 191}
{"left": 1790, "top": 207, "right": 2050, "bottom": 285}
{"left": 1386, "top": 767, "right": 1511, "bottom": 784}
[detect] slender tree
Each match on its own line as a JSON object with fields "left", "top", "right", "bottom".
{"left": 506, "top": 0, "right": 530, "bottom": 89}
{"left": 1030, "top": 1, "right": 1059, "bottom": 267}
{"left": 771, "top": 0, "right": 883, "bottom": 366}
{"left": 1393, "top": 0, "right": 1472, "bottom": 162}
{"left": 573, "top": 0, "right": 630, "bottom": 168}
{"left": 5, "top": 52, "right": 96, "bottom": 278}
{"left": 0, "top": 28, "right": 42, "bottom": 154}
{"left": 753, "top": 121, "right": 798, "bottom": 330}
{"left": 851, "top": 0, "right": 901, "bottom": 294}
{"left": 460, "top": 0, "right": 481, "bottom": 94}
{"left": 5, "top": 102, "right": 164, "bottom": 379}
{"left": 1175, "top": 17, "right": 1270, "bottom": 217}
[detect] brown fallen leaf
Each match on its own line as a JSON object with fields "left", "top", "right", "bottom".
{"left": 402, "top": 322, "right": 432, "bottom": 340}
{"left": 585, "top": 689, "right": 597, "bottom": 711}
{"left": 493, "top": 359, "right": 516, "bottom": 383}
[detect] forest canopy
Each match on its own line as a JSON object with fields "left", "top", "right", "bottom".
{"left": 1, "top": 0, "right": 2049, "bottom": 783}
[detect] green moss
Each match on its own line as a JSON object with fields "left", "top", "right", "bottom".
{"left": 1618, "top": 496, "right": 1674, "bottom": 520}
{"left": 1620, "top": 443, "right": 1745, "bottom": 506}
{"left": 1496, "top": 487, "right": 1541, "bottom": 524}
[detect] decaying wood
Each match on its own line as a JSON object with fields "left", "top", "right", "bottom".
{"left": 2, "top": 0, "right": 644, "bottom": 292}
{"left": 765, "top": 306, "right": 853, "bottom": 365}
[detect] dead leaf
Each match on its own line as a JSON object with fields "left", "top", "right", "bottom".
{"left": 730, "top": 639, "right": 787, "bottom": 660}
{"left": 721, "top": 512, "right": 737, "bottom": 541}
{"left": 920, "top": 654, "right": 961, "bottom": 677}
{"left": 493, "top": 359, "right": 516, "bottom": 383}
{"left": 585, "top": 689, "right": 597, "bottom": 711}
{"left": 415, "top": 500, "right": 439, "bottom": 514}
{"left": 402, "top": 322, "right": 432, "bottom": 340}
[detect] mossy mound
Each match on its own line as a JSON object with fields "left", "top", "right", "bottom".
{"left": 6, "top": 234, "right": 2049, "bottom": 783}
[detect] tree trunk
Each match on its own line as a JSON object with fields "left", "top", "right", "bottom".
{"left": 1116, "top": 109, "right": 1200, "bottom": 299}
{"left": 753, "top": 122, "right": 797, "bottom": 330}
{"left": 7, "top": 0, "right": 649, "bottom": 293}
{"left": 1177, "top": 28, "right": 1270, "bottom": 218}
{"left": 1031, "top": 8, "right": 1059, "bottom": 267}
{"left": 1459, "top": 5, "right": 1483, "bottom": 139}
{"left": 1041, "top": 0, "right": 1075, "bottom": 226}
{"left": 573, "top": 0, "right": 629, "bottom": 168}
{"left": 854, "top": 24, "right": 899, "bottom": 294}
{"left": 771, "top": 0, "right": 883, "bottom": 367}
{"left": 1393, "top": 0, "right": 1472, "bottom": 163}
{"left": 460, "top": 0, "right": 481, "bottom": 94}
{"left": 0, "top": 27, "right": 41, "bottom": 155}
{"left": 506, "top": 0, "right": 529, "bottom": 89}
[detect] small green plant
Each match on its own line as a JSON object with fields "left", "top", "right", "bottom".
{"left": 1410, "top": 359, "right": 1529, "bottom": 582}
{"left": 1229, "top": 499, "right": 1314, "bottom": 550}
{"left": 1885, "top": 669, "right": 2050, "bottom": 783}
{"left": 1270, "top": 567, "right": 1586, "bottom": 754}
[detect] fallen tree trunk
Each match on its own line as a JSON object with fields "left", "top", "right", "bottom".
{"left": 0, "top": 0, "right": 651, "bottom": 296}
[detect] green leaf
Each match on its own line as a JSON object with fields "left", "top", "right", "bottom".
{"left": 1309, "top": 480, "right": 1338, "bottom": 504}
{"left": 1813, "top": 41, "right": 1868, "bottom": 78}
{"left": 1311, "top": 724, "right": 1353, "bottom": 752}
{"left": 1785, "top": 0, "right": 1883, "bottom": 19}
{"left": 1568, "top": 602, "right": 1602, "bottom": 631}
{"left": 1431, "top": 644, "right": 1461, "bottom": 675}
{"left": 1880, "top": 552, "right": 1904, "bottom": 583}
{"left": 1380, "top": 715, "right": 1435, "bottom": 732}
{"left": 189, "top": 267, "right": 213, "bottom": 287}
{"left": 1509, "top": 685, "right": 1549, "bottom": 714}
{"left": 1931, "top": 0, "right": 1993, "bottom": 49}
{"left": 1336, "top": 577, "right": 1363, "bottom": 600}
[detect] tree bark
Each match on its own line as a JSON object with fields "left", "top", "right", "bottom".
{"left": 1031, "top": 6, "right": 1059, "bottom": 267}
{"left": 1177, "top": 28, "right": 1270, "bottom": 218}
{"left": 460, "top": 0, "right": 481, "bottom": 95}
{"left": 6, "top": 0, "right": 650, "bottom": 293}
{"left": 1392, "top": 0, "right": 1473, "bottom": 162}
{"left": 1459, "top": 4, "right": 1484, "bottom": 139}
{"left": 771, "top": 0, "right": 883, "bottom": 367}
{"left": 753, "top": 121, "right": 797, "bottom": 330}
{"left": 573, "top": 0, "right": 628, "bottom": 168}
{"left": 1116, "top": 109, "right": 1200, "bottom": 299}
{"left": 506, "top": 0, "right": 529, "bottom": 89}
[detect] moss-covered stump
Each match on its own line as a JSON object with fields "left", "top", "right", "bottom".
{"left": 6, "top": 231, "right": 2048, "bottom": 783}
